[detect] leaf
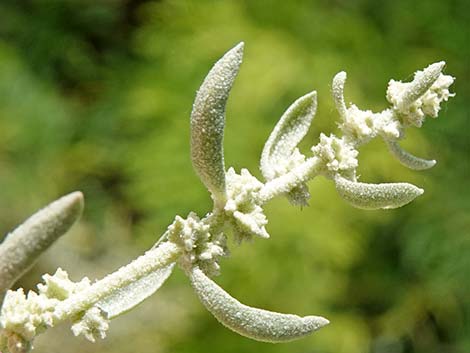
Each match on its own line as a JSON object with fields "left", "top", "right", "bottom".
{"left": 189, "top": 267, "right": 329, "bottom": 343}
{"left": 332, "top": 71, "right": 347, "bottom": 119}
{"left": 98, "top": 263, "right": 175, "bottom": 319}
{"left": 386, "top": 139, "right": 436, "bottom": 170}
{"left": 190, "top": 42, "right": 244, "bottom": 205}
{"left": 260, "top": 91, "right": 317, "bottom": 180}
{"left": 335, "top": 176, "right": 423, "bottom": 210}
{"left": 0, "top": 192, "right": 84, "bottom": 293}
{"left": 399, "top": 61, "right": 445, "bottom": 108}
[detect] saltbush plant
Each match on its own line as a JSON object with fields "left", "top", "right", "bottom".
{"left": 0, "top": 42, "right": 454, "bottom": 353}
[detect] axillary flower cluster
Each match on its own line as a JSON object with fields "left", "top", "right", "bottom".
{"left": 0, "top": 42, "right": 454, "bottom": 352}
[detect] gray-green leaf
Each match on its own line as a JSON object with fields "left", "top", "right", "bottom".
{"left": 332, "top": 71, "right": 347, "bottom": 119}
{"left": 335, "top": 176, "right": 423, "bottom": 210}
{"left": 386, "top": 139, "right": 436, "bottom": 170}
{"left": 98, "top": 262, "right": 175, "bottom": 319}
{"left": 0, "top": 192, "right": 84, "bottom": 294}
{"left": 190, "top": 42, "right": 244, "bottom": 205}
{"left": 260, "top": 92, "right": 317, "bottom": 180}
{"left": 399, "top": 61, "right": 445, "bottom": 108}
{"left": 189, "top": 266, "right": 329, "bottom": 343}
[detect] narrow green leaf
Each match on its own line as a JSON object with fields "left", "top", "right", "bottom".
{"left": 189, "top": 267, "right": 329, "bottom": 343}
{"left": 191, "top": 42, "right": 244, "bottom": 204}
{"left": 386, "top": 139, "right": 436, "bottom": 170}
{"left": 0, "top": 192, "right": 84, "bottom": 293}
{"left": 260, "top": 92, "right": 317, "bottom": 180}
{"left": 98, "top": 263, "right": 175, "bottom": 319}
{"left": 335, "top": 176, "right": 423, "bottom": 210}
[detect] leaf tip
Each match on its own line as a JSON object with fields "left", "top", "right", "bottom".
{"left": 64, "top": 191, "right": 84, "bottom": 214}
{"left": 304, "top": 315, "right": 330, "bottom": 330}
{"left": 52, "top": 191, "right": 85, "bottom": 227}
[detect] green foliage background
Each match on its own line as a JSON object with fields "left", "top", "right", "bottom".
{"left": 0, "top": 1, "right": 468, "bottom": 352}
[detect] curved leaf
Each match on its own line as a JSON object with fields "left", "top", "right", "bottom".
{"left": 0, "top": 192, "right": 84, "bottom": 293}
{"left": 189, "top": 267, "right": 329, "bottom": 343}
{"left": 260, "top": 91, "right": 317, "bottom": 180}
{"left": 399, "top": 61, "right": 445, "bottom": 108}
{"left": 386, "top": 139, "right": 436, "bottom": 170}
{"left": 332, "top": 71, "right": 347, "bottom": 119}
{"left": 335, "top": 176, "right": 423, "bottom": 210}
{"left": 98, "top": 263, "right": 175, "bottom": 319}
{"left": 191, "top": 42, "right": 244, "bottom": 204}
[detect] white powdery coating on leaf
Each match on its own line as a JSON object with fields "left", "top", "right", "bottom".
{"left": 225, "top": 168, "right": 269, "bottom": 241}
{"left": 386, "top": 140, "right": 436, "bottom": 170}
{"left": 190, "top": 42, "right": 244, "bottom": 203}
{"left": 189, "top": 267, "right": 329, "bottom": 343}
{"left": 260, "top": 91, "right": 317, "bottom": 180}
{"left": 335, "top": 176, "right": 424, "bottom": 210}
{"left": 260, "top": 92, "right": 317, "bottom": 206}
{"left": 97, "top": 263, "right": 175, "bottom": 319}
{"left": 0, "top": 192, "right": 84, "bottom": 293}
{"left": 332, "top": 71, "right": 348, "bottom": 119}
{"left": 386, "top": 62, "right": 454, "bottom": 127}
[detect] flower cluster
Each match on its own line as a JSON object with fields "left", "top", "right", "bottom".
{"left": 387, "top": 63, "right": 455, "bottom": 127}
{"left": 340, "top": 106, "right": 402, "bottom": 142}
{"left": 225, "top": 168, "right": 269, "bottom": 242}
{"left": 312, "top": 134, "right": 359, "bottom": 179}
{"left": 0, "top": 269, "right": 109, "bottom": 352}
{"left": 167, "top": 213, "right": 228, "bottom": 276}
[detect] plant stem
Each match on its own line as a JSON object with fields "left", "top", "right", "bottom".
{"left": 258, "top": 157, "right": 321, "bottom": 203}
{"left": 53, "top": 241, "right": 181, "bottom": 321}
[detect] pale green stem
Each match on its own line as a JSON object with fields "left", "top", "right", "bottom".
{"left": 258, "top": 157, "right": 321, "bottom": 203}
{"left": 53, "top": 241, "right": 181, "bottom": 321}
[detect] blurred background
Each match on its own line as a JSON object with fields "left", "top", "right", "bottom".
{"left": 0, "top": 0, "right": 468, "bottom": 352}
